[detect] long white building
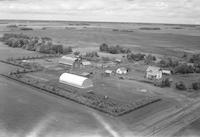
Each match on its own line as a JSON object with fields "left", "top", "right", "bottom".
{"left": 59, "top": 73, "right": 93, "bottom": 88}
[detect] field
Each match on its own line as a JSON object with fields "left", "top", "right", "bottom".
{"left": 0, "top": 20, "right": 200, "bottom": 136}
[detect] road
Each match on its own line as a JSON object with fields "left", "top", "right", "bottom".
{"left": 136, "top": 98, "right": 200, "bottom": 137}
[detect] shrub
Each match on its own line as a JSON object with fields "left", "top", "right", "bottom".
{"left": 99, "top": 43, "right": 131, "bottom": 54}
{"left": 174, "top": 64, "right": 194, "bottom": 74}
{"left": 189, "top": 54, "right": 200, "bottom": 63}
{"left": 192, "top": 82, "right": 200, "bottom": 90}
{"left": 127, "top": 53, "right": 145, "bottom": 61}
{"left": 154, "top": 78, "right": 172, "bottom": 88}
{"left": 145, "top": 54, "right": 156, "bottom": 64}
{"left": 62, "top": 47, "right": 72, "bottom": 54}
{"left": 73, "top": 51, "right": 80, "bottom": 56}
{"left": 100, "top": 43, "right": 109, "bottom": 52}
{"left": 159, "top": 58, "right": 179, "bottom": 68}
{"left": 175, "top": 81, "right": 187, "bottom": 90}
{"left": 101, "top": 56, "right": 111, "bottom": 62}
{"left": 85, "top": 51, "right": 99, "bottom": 58}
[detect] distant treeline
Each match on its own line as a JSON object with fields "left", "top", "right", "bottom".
{"left": 1, "top": 33, "right": 72, "bottom": 54}
{"left": 99, "top": 43, "right": 131, "bottom": 54}
{"left": 139, "top": 27, "right": 161, "bottom": 30}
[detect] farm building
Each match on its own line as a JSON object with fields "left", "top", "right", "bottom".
{"left": 116, "top": 67, "right": 128, "bottom": 75}
{"left": 59, "top": 73, "right": 93, "bottom": 88}
{"left": 104, "top": 70, "right": 114, "bottom": 76}
{"left": 162, "top": 70, "right": 171, "bottom": 75}
{"left": 59, "top": 56, "right": 80, "bottom": 69}
{"left": 146, "top": 66, "right": 162, "bottom": 80}
{"left": 80, "top": 72, "right": 92, "bottom": 78}
{"left": 115, "top": 58, "right": 122, "bottom": 63}
{"left": 81, "top": 60, "right": 92, "bottom": 67}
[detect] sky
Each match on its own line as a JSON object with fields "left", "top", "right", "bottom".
{"left": 0, "top": 0, "right": 200, "bottom": 24}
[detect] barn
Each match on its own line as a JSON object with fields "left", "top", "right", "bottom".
{"left": 59, "top": 73, "right": 93, "bottom": 88}
{"left": 59, "top": 56, "right": 80, "bottom": 69}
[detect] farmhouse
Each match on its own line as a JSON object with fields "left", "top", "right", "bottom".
{"left": 59, "top": 73, "right": 93, "bottom": 88}
{"left": 59, "top": 56, "right": 80, "bottom": 69}
{"left": 146, "top": 66, "right": 162, "bottom": 80}
{"left": 116, "top": 67, "right": 128, "bottom": 75}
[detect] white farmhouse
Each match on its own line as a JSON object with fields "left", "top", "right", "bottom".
{"left": 146, "top": 66, "right": 162, "bottom": 80}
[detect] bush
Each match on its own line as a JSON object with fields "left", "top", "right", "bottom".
{"left": 101, "top": 56, "right": 111, "bottom": 62}
{"left": 159, "top": 58, "right": 179, "bottom": 68}
{"left": 145, "top": 54, "right": 156, "bottom": 64}
{"left": 73, "top": 51, "right": 80, "bottom": 56}
{"left": 99, "top": 43, "right": 131, "bottom": 54}
{"left": 63, "top": 47, "right": 72, "bottom": 54}
{"left": 127, "top": 53, "right": 145, "bottom": 61}
{"left": 192, "top": 82, "right": 200, "bottom": 90}
{"left": 174, "top": 64, "right": 194, "bottom": 74}
{"left": 175, "top": 81, "right": 187, "bottom": 90}
{"left": 189, "top": 54, "right": 200, "bottom": 63}
{"left": 154, "top": 78, "right": 172, "bottom": 88}
{"left": 85, "top": 51, "right": 99, "bottom": 58}
{"left": 100, "top": 43, "right": 109, "bottom": 52}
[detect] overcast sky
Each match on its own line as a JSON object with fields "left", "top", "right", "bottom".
{"left": 0, "top": 0, "right": 200, "bottom": 24}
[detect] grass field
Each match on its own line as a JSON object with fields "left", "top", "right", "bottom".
{"left": 1, "top": 20, "right": 200, "bottom": 58}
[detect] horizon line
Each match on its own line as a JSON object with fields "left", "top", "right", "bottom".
{"left": 0, "top": 18, "right": 199, "bottom": 26}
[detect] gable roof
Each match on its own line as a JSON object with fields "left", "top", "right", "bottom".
{"left": 146, "top": 66, "right": 161, "bottom": 72}
{"left": 117, "top": 67, "right": 128, "bottom": 72}
{"left": 59, "top": 56, "right": 77, "bottom": 66}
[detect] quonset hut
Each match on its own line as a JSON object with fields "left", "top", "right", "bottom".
{"left": 59, "top": 73, "right": 93, "bottom": 88}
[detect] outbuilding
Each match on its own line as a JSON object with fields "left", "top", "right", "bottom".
{"left": 82, "top": 61, "right": 92, "bottom": 66}
{"left": 59, "top": 73, "right": 93, "bottom": 88}
{"left": 162, "top": 70, "right": 171, "bottom": 75}
{"left": 116, "top": 67, "right": 128, "bottom": 75}
{"left": 59, "top": 56, "right": 80, "bottom": 69}
{"left": 104, "top": 70, "right": 114, "bottom": 77}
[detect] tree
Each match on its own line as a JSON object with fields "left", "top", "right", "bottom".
{"left": 127, "top": 53, "right": 145, "bottom": 61}
{"left": 73, "top": 51, "right": 80, "bottom": 56}
{"left": 175, "top": 81, "right": 187, "bottom": 90}
{"left": 145, "top": 54, "right": 156, "bottom": 64}
{"left": 63, "top": 47, "right": 72, "bottom": 54}
{"left": 174, "top": 64, "right": 194, "bottom": 74}
{"left": 52, "top": 44, "right": 63, "bottom": 54}
{"left": 192, "top": 82, "right": 200, "bottom": 90}
{"left": 100, "top": 43, "right": 109, "bottom": 52}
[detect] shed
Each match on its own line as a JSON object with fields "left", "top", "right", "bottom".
{"left": 59, "top": 73, "right": 93, "bottom": 88}
{"left": 116, "top": 67, "right": 128, "bottom": 75}
{"left": 82, "top": 61, "right": 92, "bottom": 66}
{"left": 59, "top": 56, "right": 77, "bottom": 66}
{"left": 59, "top": 56, "right": 80, "bottom": 69}
{"left": 162, "top": 70, "right": 171, "bottom": 75}
{"left": 81, "top": 72, "right": 91, "bottom": 78}
{"left": 146, "top": 66, "right": 162, "bottom": 80}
